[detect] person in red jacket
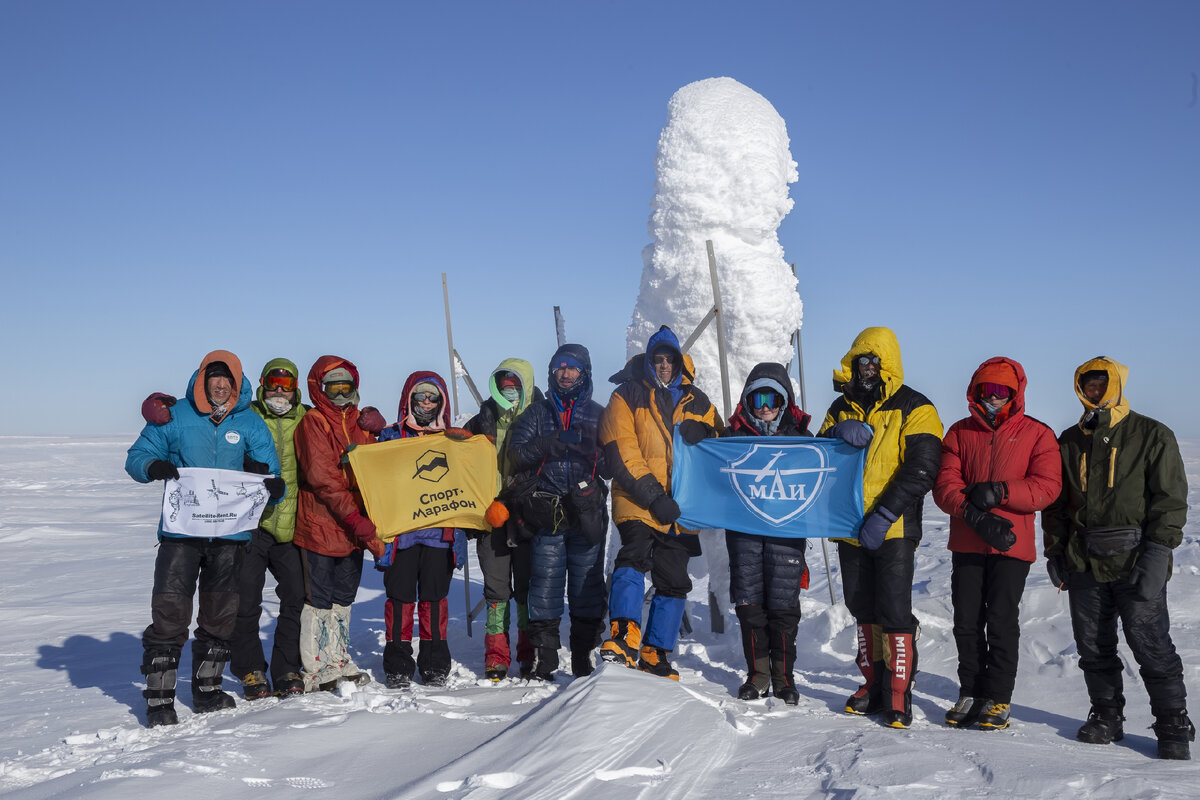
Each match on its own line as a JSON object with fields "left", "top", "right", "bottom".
{"left": 293, "top": 355, "right": 383, "bottom": 692}
{"left": 933, "top": 356, "right": 1061, "bottom": 730}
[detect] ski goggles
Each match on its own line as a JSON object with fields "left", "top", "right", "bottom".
{"left": 855, "top": 355, "right": 881, "bottom": 367}
{"left": 263, "top": 373, "right": 298, "bottom": 392}
{"left": 412, "top": 391, "right": 442, "bottom": 404}
{"left": 323, "top": 381, "right": 355, "bottom": 398}
{"left": 750, "top": 390, "right": 784, "bottom": 410}
{"left": 978, "top": 382, "right": 1013, "bottom": 401}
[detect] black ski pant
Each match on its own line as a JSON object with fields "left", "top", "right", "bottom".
{"left": 301, "top": 547, "right": 363, "bottom": 609}
{"left": 477, "top": 526, "right": 531, "bottom": 606}
{"left": 837, "top": 538, "right": 918, "bottom": 634}
{"left": 143, "top": 537, "right": 242, "bottom": 654}
{"left": 1067, "top": 570, "right": 1187, "bottom": 714}
{"left": 230, "top": 528, "right": 305, "bottom": 682}
{"left": 950, "top": 551, "right": 1030, "bottom": 704}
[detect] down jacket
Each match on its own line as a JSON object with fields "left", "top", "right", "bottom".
{"left": 126, "top": 349, "right": 280, "bottom": 543}
{"left": 1042, "top": 357, "right": 1188, "bottom": 583}
{"left": 293, "top": 355, "right": 377, "bottom": 557}
{"left": 251, "top": 357, "right": 308, "bottom": 543}
{"left": 817, "top": 327, "right": 942, "bottom": 546}
{"left": 600, "top": 327, "right": 719, "bottom": 535}
{"left": 508, "top": 344, "right": 607, "bottom": 499}
{"left": 933, "top": 356, "right": 1061, "bottom": 563}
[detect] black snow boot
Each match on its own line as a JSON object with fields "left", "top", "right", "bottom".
{"left": 191, "top": 642, "right": 237, "bottom": 713}
{"left": 384, "top": 640, "right": 415, "bottom": 688}
{"left": 527, "top": 618, "right": 561, "bottom": 681}
{"left": 769, "top": 619, "right": 800, "bottom": 706}
{"left": 569, "top": 615, "right": 603, "bottom": 678}
{"left": 1077, "top": 702, "right": 1125, "bottom": 744}
{"left": 735, "top": 606, "right": 770, "bottom": 700}
{"left": 1152, "top": 711, "right": 1196, "bottom": 760}
{"left": 142, "top": 648, "right": 180, "bottom": 728}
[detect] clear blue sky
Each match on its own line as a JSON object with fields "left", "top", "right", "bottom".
{"left": 2, "top": 1, "right": 1197, "bottom": 437}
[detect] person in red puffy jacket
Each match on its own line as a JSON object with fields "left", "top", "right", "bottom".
{"left": 933, "top": 356, "right": 1061, "bottom": 731}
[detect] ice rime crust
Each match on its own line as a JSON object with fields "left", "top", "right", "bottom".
{"left": 630, "top": 77, "right": 803, "bottom": 403}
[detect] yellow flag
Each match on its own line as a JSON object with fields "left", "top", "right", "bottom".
{"left": 347, "top": 433, "right": 499, "bottom": 540}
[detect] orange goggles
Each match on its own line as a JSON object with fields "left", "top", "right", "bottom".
{"left": 323, "top": 381, "right": 355, "bottom": 397}
{"left": 263, "top": 374, "right": 298, "bottom": 392}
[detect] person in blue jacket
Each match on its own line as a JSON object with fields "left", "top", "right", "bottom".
{"left": 507, "top": 344, "right": 609, "bottom": 681}
{"left": 125, "top": 350, "right": 283, "bottom": 727}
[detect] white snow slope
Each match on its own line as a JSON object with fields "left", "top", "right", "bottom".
{"left": 1, "top": 435, "right": 1198, "bottom": 798}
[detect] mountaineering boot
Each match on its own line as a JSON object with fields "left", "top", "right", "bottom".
{"left": 240, "top": 669, "right": 271, "bottom": 701}
{"left": 299, "top": 603, "right": 338, "bottom": 692}
{"left": 883, "top": 631, "right": 915, "bottom": 728}
{"left": 515, "top": 602, "right": 534, "bottom": 677}
{"left": 977, "top": 699, "right": 1011, "bottom": 731}
{"left": 141, "top": 648, "right": 180, "bottom": 728}
{"left": 1076, "top": 705, "right": 1125, "bottom": 744}
{"left": 735, "top": 606, "right": 769, "bottom": 700}
{"left": 1152, "top": 711, "right": 1195, "bottom": 760}
{"left": 769, "top": 619, "right": 800, "bottom": 706}
{"left": 483, "top": 601, "right": 512, "bottom": 682}
{"left": 529, "top": 646, "right": 558, "bottom": 682}
{"left": 600, "top": 619, "right": 641, "bottom": 668}
{"left": 845, "top": 623, "right": 883, "bottom": 715}
{"left": 273, "top": 672, "right": 304, "bottom": 698}
{"left": 191, "top": 642, "right": 237, "bottom": 713}
{"left": 332, "top": 603, "right": 370, "bottom": 686}
{"left": 945, "top": 695, "right": 983, "bottom": 728}
{"left": 638, "top": 645, "right": 680, "bottom": 681}
{"left": 569, "top": 615, "right": 603, "bottom": 678}
{"left": 384, "top": 640, "right": 415, "bottom": 689}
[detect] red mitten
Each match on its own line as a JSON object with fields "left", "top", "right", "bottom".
{"left": 357, "top": 406, "right": 387, "bottom": 435}
{"left": 344, "top": 510, "right": 378, "bottom": 545}
{"left": 141, "top": 393, "right": 176, "bottom": 425}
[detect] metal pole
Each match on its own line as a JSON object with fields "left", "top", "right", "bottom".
{"left": 705, "top": 240, "right": 733, "bottom": 421}
{"left": 554, "top": 306, "right": 566, "bottom": 347}
{"left": 442, "top": 273, "right": 460, "bottom": 419}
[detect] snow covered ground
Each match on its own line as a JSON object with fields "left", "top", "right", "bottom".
{"left": 1, "top": 434, "right": 1198, "bottom": 798}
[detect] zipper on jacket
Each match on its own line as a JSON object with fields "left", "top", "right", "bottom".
{"left": 1108, "top": 446, "right": 1117, "bottom": 489}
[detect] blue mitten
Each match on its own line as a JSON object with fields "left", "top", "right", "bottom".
{"left": 452, "top": 529, "right": 468, "bottom": 570}
{"left": 858, "top": 507, "right": 897, "bottom": 550}
{"left": 829, "top": 421, "right": 873, "bottom": 448}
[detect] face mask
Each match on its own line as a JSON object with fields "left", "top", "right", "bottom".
{"left": 209, "top": 404, "right": 229, "bottom": 423}
{"left": 330, "top": 394, "right": 353, "bottom": 407}
{"left": 500, "top": 387, "right": 520, "bottom": 404}
{"left": 265, "top": 396, "right": 294, "bottom": 416}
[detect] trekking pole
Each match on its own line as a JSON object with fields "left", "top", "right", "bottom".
{"left": 791, "top": 263, "right": 838, "bottom": 606}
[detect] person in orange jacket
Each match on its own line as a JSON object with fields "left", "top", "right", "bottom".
{"left": 933, "top": 356, "right": 1061, "bottom": 730}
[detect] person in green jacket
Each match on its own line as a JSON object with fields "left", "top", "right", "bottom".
{"left": 1042, "top": 357, "right": 1194, "bottom": 759}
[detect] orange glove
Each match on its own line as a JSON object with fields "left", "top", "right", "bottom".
{"left": 485, "top": 500, "right": 510, "bottom": 528}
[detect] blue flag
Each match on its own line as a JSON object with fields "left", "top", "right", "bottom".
{"left": 671, "top": 430, "right": 866, "bottom": 539}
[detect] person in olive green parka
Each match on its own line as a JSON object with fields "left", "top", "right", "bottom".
{"left": 1042, "top": 356, "right": 1193, "bottom": 759}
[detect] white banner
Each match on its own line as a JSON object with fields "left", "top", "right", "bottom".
{"left": 160, "top": 467, "right": 270, "bottom": 538}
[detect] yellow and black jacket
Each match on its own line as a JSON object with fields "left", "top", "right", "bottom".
{"left": 1042, "top": 357, "right": 1188, "bottom": 583}
{"left": 817, "top": 327, "right": 943, "bottom": 546}
{"left": 600, "top": 331, "right": 719, "bottom": 536}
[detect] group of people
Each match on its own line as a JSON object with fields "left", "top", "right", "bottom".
{"left": 125, "top": 325, "right": 1193, "bottom": 760}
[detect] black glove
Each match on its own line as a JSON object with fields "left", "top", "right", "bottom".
{"left": 649, "top": 495, "right": 681, "bottom": 525}
{"left": 1129, "top": 540, "right": 1172, "bottom": 601}
{"left": 965, "top": 481, "right": 1007, "bottom": 510}
{"left": 243, "top": 455, "right": 270, "bottom": 474}
{"left": 537, "top": 436, "right": 569, "bottom": 459}
{"left": 962, "top": 504, "right": 1016, "bottom": 552}
{"left": 677, "top": 420, "right": 714, "bottom": 445}
{"left": 264, "top": 476, "right": 285, "bottom": 501}
{"left": 146, "top": 460, "right": 180, "bottom": 481}
{"left": 567, "top": 436, "right": 596, "bottom": 456}
{"left": 631, "top": 474, "right": 667, "bottom": 508}
{"left": 1046, "top": 554, "right": 1068, "bottom": 591}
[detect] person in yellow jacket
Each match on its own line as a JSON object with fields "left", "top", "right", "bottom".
{"left": 819, "top": 327, "right": 942, "bottom": 728}
{"left": 598, "top": 326, "right": 719, "bottom": 680}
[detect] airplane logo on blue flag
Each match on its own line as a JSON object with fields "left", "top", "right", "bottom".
{"left": 672, "top": 430, "right": 866, "bottom": 539}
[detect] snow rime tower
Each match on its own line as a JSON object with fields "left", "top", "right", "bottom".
{"left": 630, "top": 77, "right": 801, "bottom": 412}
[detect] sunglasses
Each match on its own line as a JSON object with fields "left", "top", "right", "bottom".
{"left": 323, "top": 381, "right": 354, "bottom": 397}
{"left": 856, "top": 355, "right": 881, "bottom": 367}
{"left": 750, "top": 390, "right": 784, "bottom": 410}
{"left": 651, "top": 353, "right": 678, "bottom": 366}
{"left": 263, "top": 374, "right": 298, "bottom": 392}
{"left": 412, "top": 391, "right": 442, "bottom": 404}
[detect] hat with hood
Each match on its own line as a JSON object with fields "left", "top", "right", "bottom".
{"left": 966, "top": 357, "right": 1025, "bottom": 429}
{"left": 548, "top": 343, "right": 593, "bottom": 402}
{"left": 833, "top": 327, "right": 903, "bottom": 404}
{"left": 1073, "top": 356, "right": 1130, "bottom": 429}
{"left": 193, "top": 349, "right": 244, "bottom": 415}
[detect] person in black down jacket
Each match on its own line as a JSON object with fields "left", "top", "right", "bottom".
{"left": 723, "top": 362, "right": 812, "bottom": 706}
